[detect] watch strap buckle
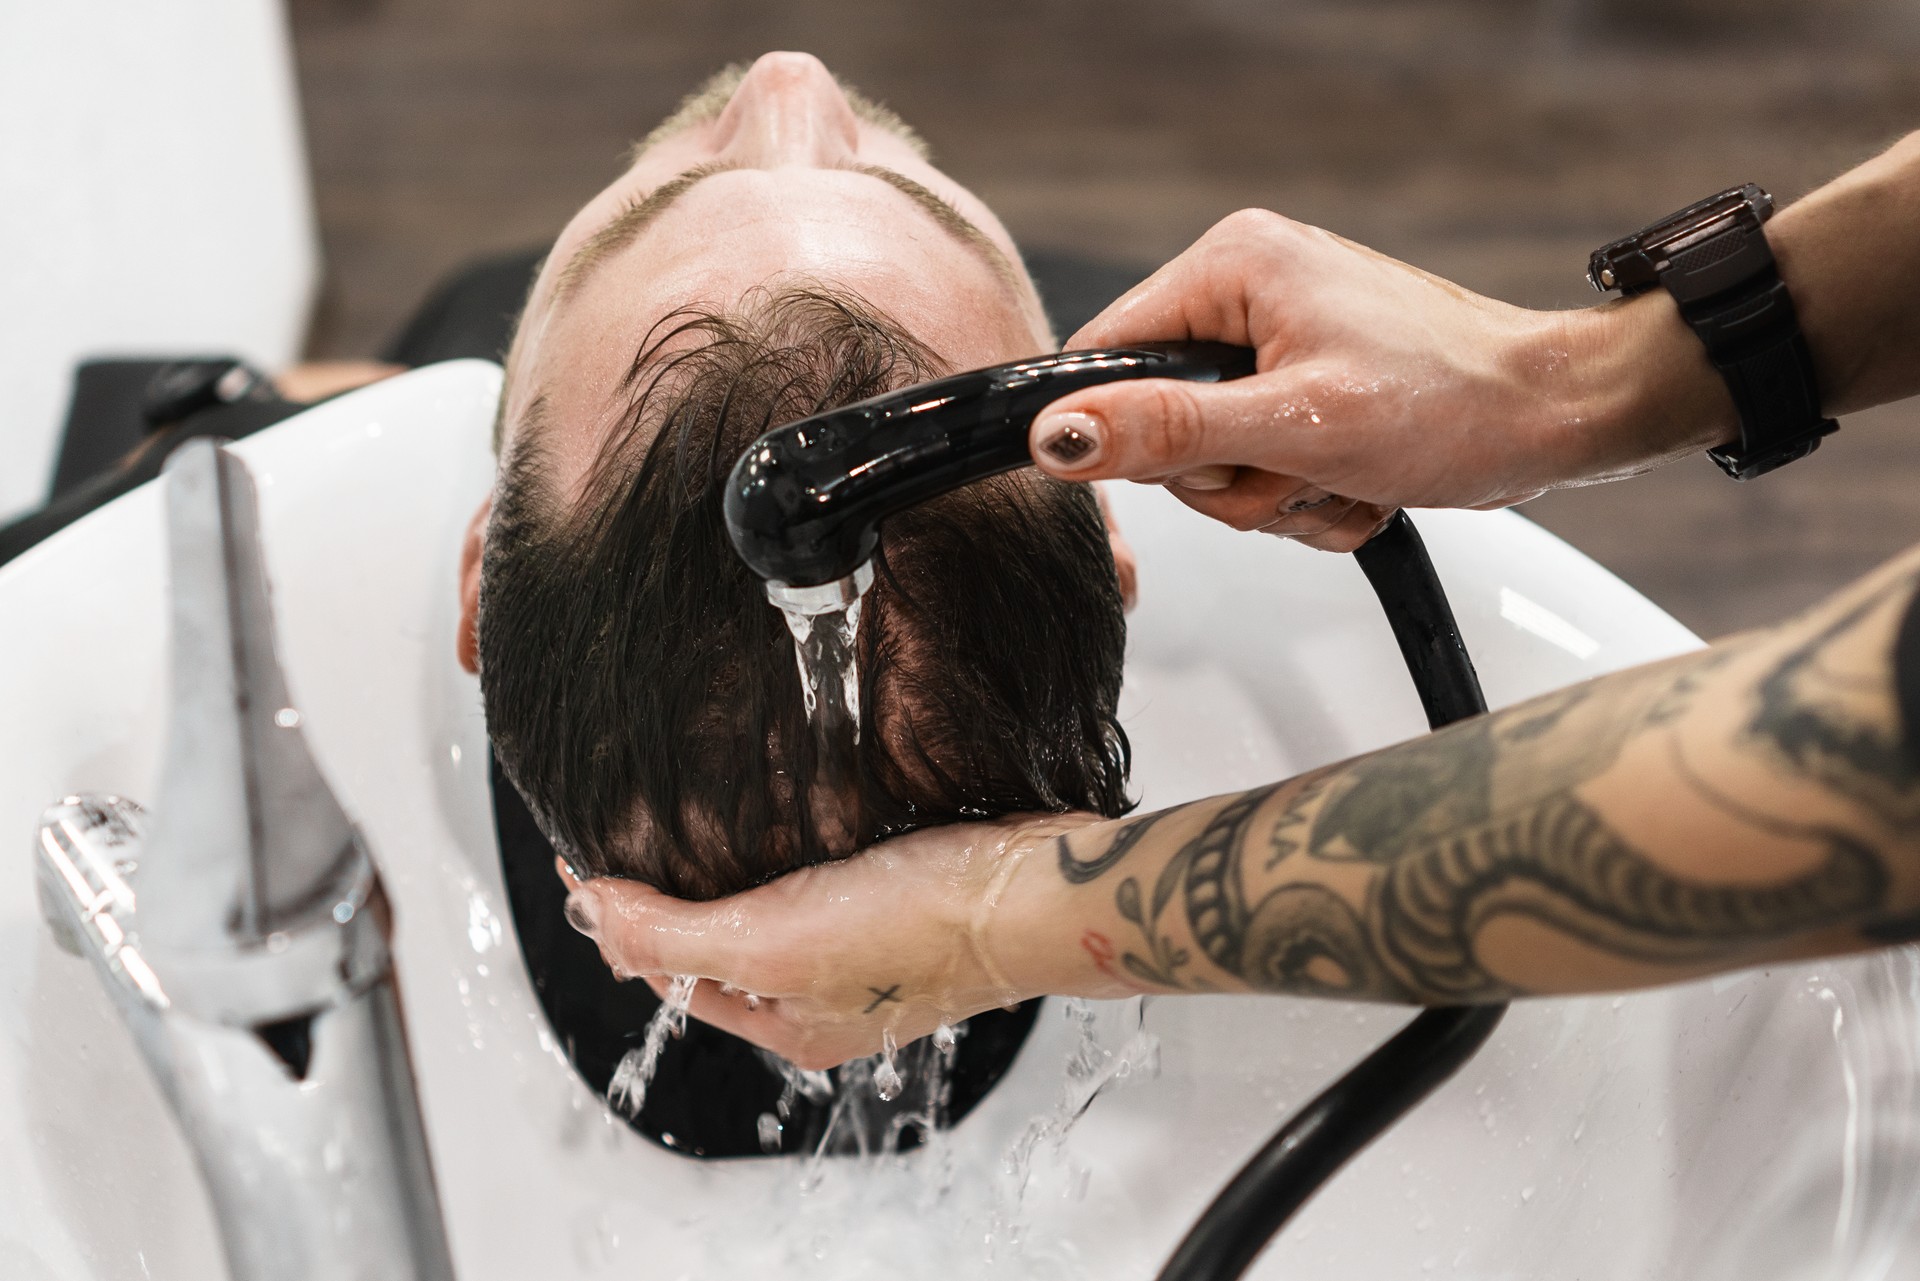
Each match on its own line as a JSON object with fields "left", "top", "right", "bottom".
{"left": 1707, "top": 416, "right": 1837, "bottom": 481}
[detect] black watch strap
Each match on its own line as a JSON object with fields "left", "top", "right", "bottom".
{"left": 1688, "top": 273, "right": 1836, "bottom": 481}
{"left": 1590, "top": 184, "right": 1836, "bottom": 481}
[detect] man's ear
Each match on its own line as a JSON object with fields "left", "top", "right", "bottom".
{"left": 457, "top": 498, "right": 490, "bottom": 675}
{"left": 1092, "top": 483, "right": 1139, "bottom": 614}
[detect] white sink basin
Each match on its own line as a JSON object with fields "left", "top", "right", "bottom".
{"left": 1, "top": 361, "right": 1915, "bottom": 1280}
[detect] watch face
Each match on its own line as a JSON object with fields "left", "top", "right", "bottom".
{"left": 1589, "top": 183, "right": 1772, "bottom": 295}
{"left": 1642, "top": 184, "right": 1772, "bottom": 249}
{"left": 1640, "top": 190, "right": 1760, "bottom": 259}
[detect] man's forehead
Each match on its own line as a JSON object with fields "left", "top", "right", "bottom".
{"left": 548, "top": 162, "right": 1022, "bottom": 319}
{"left": 510, "top": 167, "right": 1033, "bottom": 409}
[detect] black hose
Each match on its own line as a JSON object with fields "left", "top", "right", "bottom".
{"left": 1351, "top": 512, "right": 1488, "bottom": 729}
{"left": 1154, "top": 511, "right": 1508, "bottom": 1281}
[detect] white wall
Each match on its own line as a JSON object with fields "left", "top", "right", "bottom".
{"left": 0, "top": 0, "right": 316, "bottom": 522}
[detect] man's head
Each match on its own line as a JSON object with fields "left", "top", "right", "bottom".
{"left": 495, "top": 53, "right": 1052, "bottom": 496}
{"left": 459, "top": 54, "right": 1133, "bottom": 898}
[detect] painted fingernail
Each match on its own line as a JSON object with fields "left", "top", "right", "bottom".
{"left": 563, "top": 892, "right": 600, "bottom": 938}
{"left": 1036, "top": 412, "right": 1102, "bottom": 469}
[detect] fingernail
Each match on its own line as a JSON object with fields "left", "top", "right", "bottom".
{"left": 1168, "top": 465, "right": 1234, "bottom": 491}
{"left": 563, "top": 892, "right": 600, "bottom": 938}
{"left": 1036, "top": 412, "right": 1103, "bottom": 469}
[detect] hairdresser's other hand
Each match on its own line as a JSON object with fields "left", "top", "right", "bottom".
{"left": 1028, "top": 209, "right": 1737, "bottom": 550}
{"left": 558, "top": 814, "right": 1130, "bottom": 1070}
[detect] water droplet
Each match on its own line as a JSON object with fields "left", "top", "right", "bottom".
{"left": 757, "top": 1112, "right": 783, "bottom": 1153}
{"left": 467, "top": 894, "right": 502, "bottom": 953}
{"left": 1064, "top": 1161, "right": 1091, "bottom": 1202}
{"left": 875, "top": 1029, "right": 903, "bottom": 1101}
{"left": 273, "top": 707, "right": 301, "bottom": 729}
{"left": 1520, "top": 1186, "right": 1535, "bottom": 1203}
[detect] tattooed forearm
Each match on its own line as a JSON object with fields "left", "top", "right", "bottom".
{"left": 1056, "top": 559, "right": 1920, "bottom": 1004}
{"left": 1366, "top": 789, "right": 1882, "bottom": 1000}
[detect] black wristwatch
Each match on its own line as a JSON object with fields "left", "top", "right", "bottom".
{"left": 1588, "top": 183, "right": 1836, "bottom": 480}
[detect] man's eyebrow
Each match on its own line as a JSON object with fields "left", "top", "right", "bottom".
{"left": 550, "top": 160, "right": 1023, "bottom": 307}
{"left": 844, "top": 163, "right": 1023, "bottom": 295}
{"left": 552, "top": 160, "right": 743, "bottom": 303}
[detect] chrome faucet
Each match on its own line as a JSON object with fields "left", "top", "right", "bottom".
{"left": 36, "top": 440, "right": 456, "bottom": 1281}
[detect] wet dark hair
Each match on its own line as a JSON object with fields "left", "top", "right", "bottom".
{"left": 478, "top": 284, "right": 1131, "bottom": 899}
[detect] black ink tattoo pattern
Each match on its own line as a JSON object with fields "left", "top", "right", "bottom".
{"left": 1743, "top": 574, "right": 1920, "bottom": 828}
{"left": 1058, "top": 810, "right": 1172, "bottom": 884}
{"left": 1057, "top": 568, "right": 1920, "bottom": 1001}
{"left": 862, "top": 985, "right": 902, "bottom": 1014}
{"left": 1081, "top": 783, "right": 1393, "bottom": 996}
{"left": 1366, "top": 791, "right": 1883, "bottom": 1000}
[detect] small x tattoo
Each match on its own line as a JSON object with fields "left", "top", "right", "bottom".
{"left": 863, "top": 984, "right": 903, "bottom": 1014}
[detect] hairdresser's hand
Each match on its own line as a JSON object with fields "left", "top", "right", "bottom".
{"left": 558, "top": 814, "right": 1132, "bottom": 1069}
{"left": 1028, "top": 210, "right": 1737, "bottom": 551}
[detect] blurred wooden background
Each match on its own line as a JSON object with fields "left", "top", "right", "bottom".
{"left": 288, "top": 0, "right": 1920, "bottom": 639}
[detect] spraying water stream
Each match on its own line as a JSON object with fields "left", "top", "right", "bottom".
{"left": 780, "top": 595, "right": 864, "bottom": 855}
{"left": 607, "top": 974, "right": 696, "bottom": 1118}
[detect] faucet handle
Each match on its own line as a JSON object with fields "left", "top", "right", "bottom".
{"left": 142, "top": 440, "right": 370, "bottom": 954}
{"left": 42, "top": 440, "right": 394, "bottom": 1027}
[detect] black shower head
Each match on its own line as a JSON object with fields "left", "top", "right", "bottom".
{"left": 722, "top": 341, "right": 1256, "bottom": 602}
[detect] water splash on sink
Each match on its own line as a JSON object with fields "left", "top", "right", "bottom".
{"left": 606, "top": 974, "right": 695, "bottom": 1117}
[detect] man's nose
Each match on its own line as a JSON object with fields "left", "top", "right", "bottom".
{"left": 713, "top": 52, "right": 861, "bottom": 168}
